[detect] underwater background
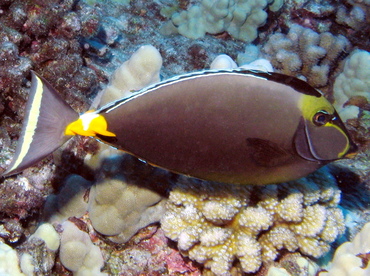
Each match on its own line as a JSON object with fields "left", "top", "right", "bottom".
{"left": 0, "top": 0, "right": 369, "bottom": 275}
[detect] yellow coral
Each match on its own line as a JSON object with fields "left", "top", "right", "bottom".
{"left": 161, "top": 167, "right": 345, "bottom": 275}
{"left": 320, "top": 208, "right": 345, "bottom": 243}
{"left": 259, "top": 225, "right": 298, "bottom": 262}
{"left": 290, "top": 205, "right": 327, "bottom": 237}
{"left": 238, "top": 206, "right": 273, "bottom": 232}
{"left": 276, "top": 192, "right": 303, "bottom": 222}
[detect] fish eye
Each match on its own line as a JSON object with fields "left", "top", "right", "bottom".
{"left": 313, "top": 111, "right": 331, "bottom": 126}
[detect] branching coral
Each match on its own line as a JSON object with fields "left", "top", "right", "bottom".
{"left": 262, "top": 24, "right": 351, "bottom": 87}
{"left": 160, "top": 0, "right": 284, "bottom": 42}
{"left": 45, "top": 149, "right": 167, "bottom": 245}
{"left": 336, "top": 0, "right": 370, "bottom": 30}
{"left": 209, "top": 53, "right": 273, "bottom": 72}
{"left": 161, "top": 167, "right": 345, "bottom": 275}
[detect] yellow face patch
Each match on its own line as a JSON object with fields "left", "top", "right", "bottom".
{"left": 65, "top": 111, "right": 116, "bottom": 137}
{"left": 299, "top": 94, "right": 351, "bottom": 159}
{"left": 299, "top": 94, "right": 334, "bottom": 122}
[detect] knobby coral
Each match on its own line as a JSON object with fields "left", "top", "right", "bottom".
{"left": 333, "top": 49, "right": 370, "bottom": 121}
{"left": 88, "top": 151, "right": 166, "bottom": 243}
{"left": 160, "top": 0, "right": 284, "bottom": 42}
{"left": 319, "top": 222, "right": 370, "bottom": 276}
{"left": 97, "top": 45, "right": 162, "bottom": 107}
{"left": 0, "top": 243, "right": 25, "bottom": 276}
{"left": 161, "top": 167, "right": 345, "bottom": 275}
{"left": 59, "top": 220, "right": 107, "bottom": 276}
{"left": 262, "top": 24, "right": 351, "bottom": 87}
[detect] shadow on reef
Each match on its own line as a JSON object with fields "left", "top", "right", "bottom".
{"left": 330, "top": 165, "right": 370, "bottom": 210}
{"left": 44, "top": 136, "right": 176, "bottom": 226}
{"left": 93, "top": 152, "right": 176, "bottom": 198}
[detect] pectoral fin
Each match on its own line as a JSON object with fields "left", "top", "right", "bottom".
{"left": 246, "top": 138, "right": 293, "bottom": 167}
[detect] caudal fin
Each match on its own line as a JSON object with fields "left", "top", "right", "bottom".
{"left": 2, "top": 71, "right": 79, "bottom": 177}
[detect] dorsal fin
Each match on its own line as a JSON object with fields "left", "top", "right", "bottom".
{"left": 234, "top": 69, "right": 322, "bottom": 97}
{"left": 98, "top": 69, "right": 322, "bottom": 114}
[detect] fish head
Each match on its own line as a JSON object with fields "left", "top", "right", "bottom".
{"left": 294, "top": 94, "right": 357, "bottom": 162}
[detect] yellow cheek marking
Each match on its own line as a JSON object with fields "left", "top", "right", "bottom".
{"left": 65, "top": 112, "right": 116, "bottom": 137}
{"left": 299, "top": 94, "right": 350, "bottom": 158}
{"left": 326, "top": 122, "right": 350, "bottom": 158}
{"left": 7, "top": 75, "right": 44, "bottom": 172}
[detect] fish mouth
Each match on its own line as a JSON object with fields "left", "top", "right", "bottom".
{"left": 343, "top": 142, "right": 358, "bottom": 159}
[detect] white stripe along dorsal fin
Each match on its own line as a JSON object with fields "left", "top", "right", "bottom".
{"left": 98, "top": 69, "right": 321, "bottom": 114}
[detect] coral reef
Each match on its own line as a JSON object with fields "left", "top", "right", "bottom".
{"left": 333, "top": 49, "right": 370, "bottom": 121}
{"left": 319, "top": 222, "right": 370, "bottom": 276}
{"left": 266, "top": 253, "right": 320, "bottom": 276}
{"left": 0, "top": 243, "right": 24, "bottom": 276}
{"left": 236, "top": 44, "right": 262, "bottom": 65}
{"left": 18, "top": 223, "right": 60, "bottom": 275}
{"left": 262, "top": 23, "right": 351, "bottom": 88}
{"left": 0, "top": 0, "right": 101, "bottom": 113}
{"left": 210, "top": 54, "right": 238, "bottom": 69}
{"left": 0, "top": 0, "right": 369, "bottom": 275}
{"left": 97, "top": 45, "right": 163, "bottom": 107}
{"left": 105, "top": 225, "right": 201, "bottom": 275}
{"left": 0, "top": 176, "right": 44, "bottom": 219}
{"left": 46, "top": 147, "right": 168, "bottom": 245}
{"left": 28, "top": 223, "right": 60, "bottom": 252}
{"left": 161, "top": 167, "right": 345, "bottom": 275}
{"left": 336, "top": 4, "right": 367, "bottom": 30}
{"left": 161, "top": 0, "right": 284, "bottom": 42}
{"left": 88, "top": 152, "right": 167, "bottom": 243}
{"left": 59, "top": 220, "right": 107, "bottom": 276}
{"left": 335, "top": 0, "right": 370, "bottom": 31}
{"left": 0, "top": 0, "right": 103, "bottom": 226}
{"left": 42, "top": 174, "right": 92, "bottom": 223}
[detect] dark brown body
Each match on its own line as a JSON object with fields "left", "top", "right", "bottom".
{"left": 2, "top": 70, "right": 354, "bottom": 181}
{"left": 101, "top": 72, "right": 322, "bottom": 185}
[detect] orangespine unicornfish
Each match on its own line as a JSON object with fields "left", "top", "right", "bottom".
{"left": 2, "top": 70, "right": 357, "bottom": 185}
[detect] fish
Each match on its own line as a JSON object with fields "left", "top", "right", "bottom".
{"left": 1, "top": 70, "right": 357, "bottom": 185}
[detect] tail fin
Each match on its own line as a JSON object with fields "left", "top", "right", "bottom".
{"left": 2, "top": 71, "right": 79, "bottom": 177}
